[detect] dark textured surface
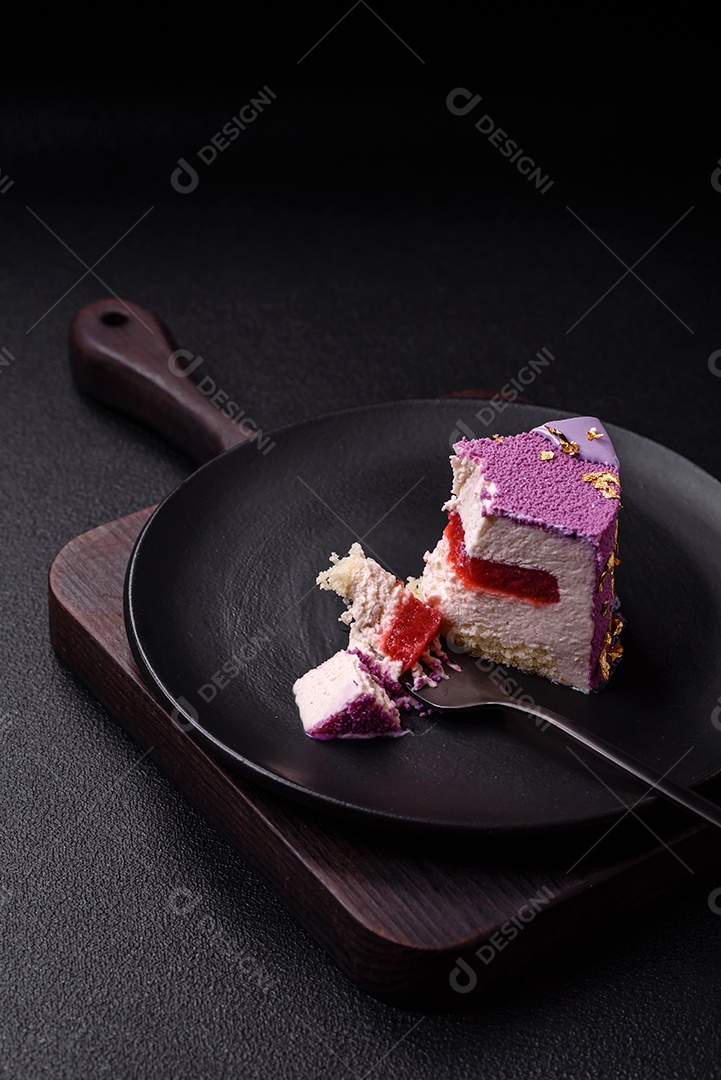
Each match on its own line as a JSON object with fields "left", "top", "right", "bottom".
{"left": 3, "top": 79, "right": 721, "bottom": 1078}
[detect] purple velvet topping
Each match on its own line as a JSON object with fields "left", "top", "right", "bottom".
{"left": 308, "top": 692, "right": 402, "bottom": 739}
{"left": 531, "top": 416, "right": 618, "bottom": 467}
{"left": 348, "top": 649, "right": 415, "bottom": 710}
{"left": 454, "top": 429, "right": 619, "bottom": 543}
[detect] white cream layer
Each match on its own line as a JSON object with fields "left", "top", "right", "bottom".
{"left": 293, "top": 650, "right": 400, "bottom": 737}
{"left": 316, "top": 543, "right": 402, "bottom": 661}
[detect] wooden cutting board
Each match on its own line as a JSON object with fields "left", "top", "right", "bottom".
{"left": 48, "top": 298, "right": 721, "bottom": 1009}
{"left": 48, "top": 506, "right": 721, "bottom": 1009}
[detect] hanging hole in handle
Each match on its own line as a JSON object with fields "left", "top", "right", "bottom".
{"left": 100, "top": 311, "right": 129, "bottom": 327}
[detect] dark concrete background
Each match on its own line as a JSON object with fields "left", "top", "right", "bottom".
{"left": 2, "top": 66, "right": 721, "bottom": 1078}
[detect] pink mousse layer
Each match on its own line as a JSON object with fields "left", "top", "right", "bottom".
{"left": 455, "top": 431, "right": 619, "bottom": 544}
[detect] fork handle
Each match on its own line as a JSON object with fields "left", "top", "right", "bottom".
{"left": 515, "top": 702, "right": 721, "bottom": 831}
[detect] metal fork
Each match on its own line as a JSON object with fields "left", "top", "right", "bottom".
{"left": 402, "top": 652, "right": 721, "bottom": 831}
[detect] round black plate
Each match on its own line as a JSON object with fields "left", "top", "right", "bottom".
{"left": 125, "top": 400, "right": 721, "bottom": 834}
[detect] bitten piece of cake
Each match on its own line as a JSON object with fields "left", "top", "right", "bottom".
{"left": 316, "top": 543, "right": 442, "bottom": 674}
{"left": 293, "top": 649, "right": 407, "bottom": 739}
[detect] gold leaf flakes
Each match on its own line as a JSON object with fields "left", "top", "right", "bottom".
{"left": 600, "top": 611, "right": 624, "bottom": 670}
{"left": 587, "top": 427, "right": 604, "bottom": 440}
{"left": 539, "top": 450, "right": 555, "bottom": 460}
{"left": 597, "top": 609, "right": 625, "bottom": 679}
{"left": 608, "top": 639, "right": 624, "bottom": 663}
{"left": 582, "top": 471, "right": 621, "bottom": 499}
{"left": 598, "top": 649, "right": 611, "bottom": 680}
{"left": 492, "top": 434, "right": 504, "bottom": 443}
{"left": 582, "top": 471, "right": 620, "bottom": 486}
{"left": 597, "top": 550, "right": 616, "bottom": 591}
{"left": 601, "top": 600, "right": 609, "bottom": 617}
{"left": 545, "top": 425, "right": 579, "bottom": 456}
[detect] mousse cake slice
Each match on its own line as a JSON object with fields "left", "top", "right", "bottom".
{"left": 418, "top": 416, "right": 623, "bottom": 692}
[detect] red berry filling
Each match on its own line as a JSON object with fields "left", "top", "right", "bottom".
{"left": 379, "top": 590, "right": 442, "bottom": 671}
{"left": 445, "top": 512, "right": 559, "bottom": 606}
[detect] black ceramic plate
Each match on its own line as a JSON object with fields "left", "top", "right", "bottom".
{"left": 125, "top": 400, "right": 721, "bottom": 834}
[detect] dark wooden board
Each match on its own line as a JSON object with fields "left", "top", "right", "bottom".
{"left": 49, "top": 507, "right": 721, "bottom": 1009}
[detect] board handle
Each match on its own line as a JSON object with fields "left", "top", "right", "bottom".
{"left": 69, "top": 298, "right": 252, "bottom": 465}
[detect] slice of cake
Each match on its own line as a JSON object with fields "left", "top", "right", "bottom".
{"left": 293, "top": 649, "right": 408, "bottom": 739}
{"left": 317, "top": 543, "right": 443, "bottom": 678}
{"left": 418, "top": 416, "right": 623, "bottom": 692}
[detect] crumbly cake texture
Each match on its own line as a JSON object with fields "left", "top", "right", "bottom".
{"left": 317, "top": 543, "right": 444, "bottom": 681}
{"left": 292, "top": 649, "right": 413, "bottom": 739}
{"left": 418, "top": 416, "right": 623, "bottom": 692}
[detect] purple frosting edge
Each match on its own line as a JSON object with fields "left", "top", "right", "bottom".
{"left": 454, "top": 428, "right": 619, "bottom": 543}
{"left": 530, "top": 416, "right": 618, "bottom": 467}
{"left": 306, "top": 691, "right": 403, "bottom": 739}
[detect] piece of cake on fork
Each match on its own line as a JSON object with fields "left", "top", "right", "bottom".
{"left": 417, "top": 416, "right": 623, "bottom": 692}
{"left": 293, "top": 547, "right": 444, "bottom": 739}
{"left": 317, "top": 543, "right": 444, "bottom": 680}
